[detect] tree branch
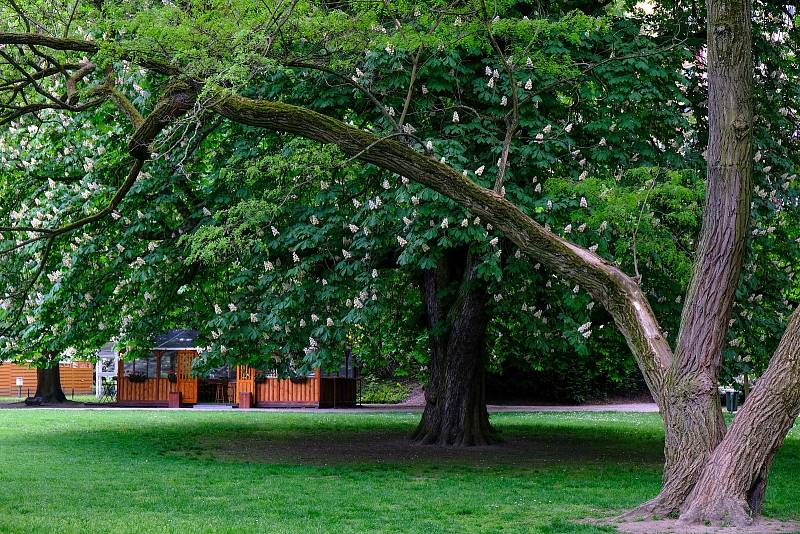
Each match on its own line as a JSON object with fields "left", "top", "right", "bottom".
{"left": 213, "top": 93, "right": 673, "bottom": 403}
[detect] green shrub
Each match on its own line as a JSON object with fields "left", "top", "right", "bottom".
{"left": 359, "top": 378, "right": 413, "bottom": 404}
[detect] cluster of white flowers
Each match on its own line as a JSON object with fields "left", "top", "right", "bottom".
{"left": 578, "top": 321, "right": 592, "bottom": 338}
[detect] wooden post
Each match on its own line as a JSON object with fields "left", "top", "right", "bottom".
{"left": 168, "top": 391, "right": 181, "bottom": 408}
{"left": 239, "top": 391, "right": 252, "bottom": 409}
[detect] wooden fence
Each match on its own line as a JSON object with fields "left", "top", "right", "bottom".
{"left": 0, "top": 362, "right": 93, "bottom": 397}
{"left": 255, "top": 375, "right": 320, "bottom": 407}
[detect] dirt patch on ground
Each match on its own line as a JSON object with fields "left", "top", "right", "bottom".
{"left": 200, "top": 428, "right": 663, "bottom": 468}
{"left": 605, "top": 518, "right": 800, "bottom": 533}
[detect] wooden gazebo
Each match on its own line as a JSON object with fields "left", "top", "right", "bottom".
{"left": 116, "top": 330, "right": 357, "bottom": 408}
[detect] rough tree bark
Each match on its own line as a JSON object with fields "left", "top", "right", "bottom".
{"left": 412, "top": 248, "right": 493, "bottom": 446}
{"left": 630, "top": 0, "right": 754, "bottom": 517}
{"left": 680, "top": 307, "right": 800, "bottom": 526}
{"left": 34, "top": 356, "right": 67, "bottom": 403}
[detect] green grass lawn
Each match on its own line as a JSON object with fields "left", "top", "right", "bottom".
{"left": 0, "top": 410, "right": 798, "bottom": 533}
{"left": 0, "top": 394, "right": 114, "bottom": 404}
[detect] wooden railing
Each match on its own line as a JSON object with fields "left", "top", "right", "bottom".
{"left": 117, "top": 377, "right": 179, "bottom": 405}
{"left": 255, "top": 372, "right": 320, "bottom": 406}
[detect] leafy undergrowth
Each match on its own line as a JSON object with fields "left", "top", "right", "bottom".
{"left": 0, "top": 410, "right": 798, "bottom": 533}
{"left": 358, "top": 377, "right": 415, "bottom": 404}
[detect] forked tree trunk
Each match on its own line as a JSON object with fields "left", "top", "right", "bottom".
{"left": 680, "top": 307, "right": 800, "bottom": 526}
{"left": 627, "top": 0, "right": 754, "bottom": 518}
{"left": 412, "top": 248, "right": 493, "bottom": 446}
{"left": 34, "top": 364, "right": 67, "bottom": 403}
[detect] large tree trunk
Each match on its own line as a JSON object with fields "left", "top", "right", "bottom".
{"left": 412, "top": 248, "right": 493, "bottom": 447}
{"left": 34, "top": 363, "right": 67, "bottom": 403}
{"left": 680, "top": 307, "right": 800, "bottom": 526}
{"left": 627, "top": 0, "right": 754, "bottom": 517}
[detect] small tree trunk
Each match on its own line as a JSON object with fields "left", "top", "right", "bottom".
{"left": 34, "top": 364, "right": 68, "bottom": 403}
{"left": 412, "top": 248, "right": 493, "bottom": 446}
{"left": 679, "top": 307, "right": 800, "bottom": 526}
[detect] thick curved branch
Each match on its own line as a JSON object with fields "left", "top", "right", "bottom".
{"left": 0, "top": 33, "right": 178, "bottom": 75}
{"left": 213, "top": 93, "right": 673, "bottom": 402}
{"left": 0, "top": 32, "right": 99, "bottom": 53}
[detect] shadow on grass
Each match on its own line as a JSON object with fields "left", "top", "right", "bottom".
{"left": 0, "top": 410, "right": 666, "bottom": 470}
{"left": 2, "top": 411, "right": 799, "bottom": 532}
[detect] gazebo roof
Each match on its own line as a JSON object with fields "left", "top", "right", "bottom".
{"left": 151, "top": 329, "right": 199, "bottom": 350}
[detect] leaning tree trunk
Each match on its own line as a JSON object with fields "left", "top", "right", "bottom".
{"left": 627, "top": 0, "right": 754, "bottom": 518}
{"left": 680, "top": 306, "right": 800, "bottom": 526}
{"left": 34, "top": 363, "right": 67, "bottom": 403}
{"left": 412, "top": 248, "right": 493, "bottom": 446}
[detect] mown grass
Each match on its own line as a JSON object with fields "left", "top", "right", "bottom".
{"left": 0, "top": 410, "right": 798, "bottom": 533}
{"left": 0, "top": 394, "right": 114, "bottom": 404}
